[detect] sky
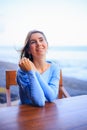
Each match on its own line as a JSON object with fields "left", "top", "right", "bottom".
{"left": 0, "top": 0, "right": 87, "bottom": 47}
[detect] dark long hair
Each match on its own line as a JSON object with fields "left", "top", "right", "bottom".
{"left": 20, "top": 30, "right": 48, "bottom": 62}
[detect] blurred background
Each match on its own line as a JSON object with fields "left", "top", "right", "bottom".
{"left": 0, "top": 0, "right": 87, "bottom": 104}
{"left": 0, "top": 0, "right": 87, "bottom": 80}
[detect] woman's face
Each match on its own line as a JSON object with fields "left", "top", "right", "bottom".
{"left": 28, "top": 33, "right": 48, "bottom": 59}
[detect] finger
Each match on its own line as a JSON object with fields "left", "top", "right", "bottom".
{"left": 23, "top": 57, "right": 27, "bottom": 60}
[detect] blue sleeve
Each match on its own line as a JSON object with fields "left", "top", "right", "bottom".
{"left": 35, "top": 64, "right": 60, "bottom": 102}
{"left": 17, "top": 69, "right": 45, "bottom": 106}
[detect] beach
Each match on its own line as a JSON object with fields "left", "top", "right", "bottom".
{"left": 0, "top": 61, "right": 87, "bottom": 106}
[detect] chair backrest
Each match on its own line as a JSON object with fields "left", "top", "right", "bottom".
{"left": 6, "top": 69, "right": 70, "bottom": 106}
{"left": 58, "top": 70, "right": 70, "bottom": 98}
{"left": 6, "top": 70, "right": 17, "bottom": 106}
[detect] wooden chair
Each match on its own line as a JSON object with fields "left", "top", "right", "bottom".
{"left": 6, "top": 70, "right": 70, "bottom": 106}
{"left": 6, "top": 70, "right": 18, "bottom": 106}
{"left": 58, "top": 70, "right": 70, "bottom": 99}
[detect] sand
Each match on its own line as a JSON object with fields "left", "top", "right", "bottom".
{"left": 0, "top": 60, "right": 87, "bottom": 105}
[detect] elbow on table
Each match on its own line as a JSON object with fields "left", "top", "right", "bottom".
{"left": 47, "top": 95, "right": 57, "bottom": 103}
{"left": 32, "top": 98, "right": 45, "bottom": 107}
{"left": 47, "top": 91, "right": 58, "bottom": 102}
{"left": 48, "top": 99, "right": 54, "bottom": 103}
{"left": 37, "top": 100, "right": 45, "bottom": 107}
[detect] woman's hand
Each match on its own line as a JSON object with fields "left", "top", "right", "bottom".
{"left": 19, "top": 57, "right": 37, "bottom": 71}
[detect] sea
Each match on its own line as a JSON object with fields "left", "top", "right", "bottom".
{"left": 0, "top": 45, "right": 87, "bottom": 81}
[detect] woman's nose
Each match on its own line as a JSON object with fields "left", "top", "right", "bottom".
{"left": 36, "top": 41, "right": 41, "bottom": 45}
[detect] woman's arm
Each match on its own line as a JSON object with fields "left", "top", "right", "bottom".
{"left": 17, "top": 69, "right": 45, "bottom": 106}
{"left": 35, "top": 64, "right": 60, "bottom": 102}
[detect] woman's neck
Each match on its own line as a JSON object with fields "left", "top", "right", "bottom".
{"left": 33, "top": 58, "right": 50, "bottom": 74}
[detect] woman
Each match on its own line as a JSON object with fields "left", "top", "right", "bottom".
{"left": 17, "top": 30, "right": 60, "bottom": 107}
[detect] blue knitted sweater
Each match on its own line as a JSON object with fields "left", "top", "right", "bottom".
{"left": 17, "top": 61, "right": 60, "bottom": 107}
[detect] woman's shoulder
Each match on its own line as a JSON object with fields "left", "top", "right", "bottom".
{"left": 46, "top": 60, "right": 60, "bottom": 78}
{"left": 47, "top": 60, "right": 60, "bottom": 71}
{"left": 47, "top": 60, "right": 60, "bottom": 67}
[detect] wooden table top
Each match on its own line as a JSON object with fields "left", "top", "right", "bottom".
{"left": 0, "top": 95, "right": 87, "bottom": 130}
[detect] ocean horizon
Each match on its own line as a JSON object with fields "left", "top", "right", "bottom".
{"left": 0, "top": 45, "right": 87, "bottom": 81}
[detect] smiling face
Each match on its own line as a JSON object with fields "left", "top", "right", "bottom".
{"left": 28, "top": 33, "right": 48, "bottom": 59}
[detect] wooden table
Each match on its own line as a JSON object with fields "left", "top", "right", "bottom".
{"left": 0, "top": 95, "right": 87, "bottom": 130}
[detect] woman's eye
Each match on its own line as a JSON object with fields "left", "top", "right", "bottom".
{"left": 30, "top": 41, "right": 36, "bottom": 44}
{"left": 40, "top": 39, "right": 43, "bottom": 42}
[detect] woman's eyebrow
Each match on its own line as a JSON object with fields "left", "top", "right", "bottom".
{"left": 30, "top": 37, "right": 43, "bottom": 41}
{"left": 39, "top": 37, "right": 43, "bottom": 39}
